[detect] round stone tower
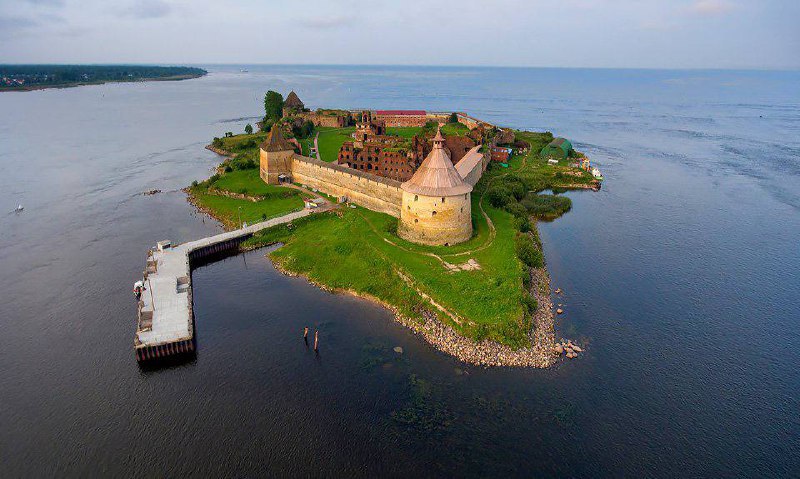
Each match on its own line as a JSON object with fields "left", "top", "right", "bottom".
{"left": 398, "top": 128, "right": 473, "bottom": 246}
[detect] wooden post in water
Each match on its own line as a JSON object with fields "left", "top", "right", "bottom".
{"left": 314, "top": 330, "right": 319, "bottom": 351}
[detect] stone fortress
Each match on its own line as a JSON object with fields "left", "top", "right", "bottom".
{"left": 259, "top": 96, "right": 493, "bottom": 246}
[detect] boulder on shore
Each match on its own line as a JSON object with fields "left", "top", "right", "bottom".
{"left": 556, "top": 308, "right": 564, "bottom": 314}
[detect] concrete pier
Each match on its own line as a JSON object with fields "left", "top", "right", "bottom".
{"left": 134, "top": 209, "right": 311, "bottom": 362}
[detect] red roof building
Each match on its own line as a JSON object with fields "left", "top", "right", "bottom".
{"left": 375, "top": 110, "right": 428, "bottom": 127}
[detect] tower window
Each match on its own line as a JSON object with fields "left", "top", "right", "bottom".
{"left": 442, "top": 197, "right": 446, "bottom": 203}
{"left": 432, "top": 211, "right": 437, "bottom": 216}
{"left": 414, "top": 195, "right": 418, "bottom": 201}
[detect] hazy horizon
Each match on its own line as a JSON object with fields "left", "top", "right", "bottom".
{"left": 1, "top": 0, "right": 798, "bottom": 70}
{"left": 2, "top": 62, "right": 800, "bottom": 73}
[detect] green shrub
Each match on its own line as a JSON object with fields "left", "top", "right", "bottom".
{"left": 515, "top": 233, "right": 544, "bottom": 268}
{"left": 522, "top": 294, "right": 537, "bottom": 315}
{"left": 514, "top": 215, "right": 532, "bottom": 233}
{"left": 521, "top": 193, "right": 572, "bottom": 220}
{"left": 224, "top": 165, "right": 233, "bottom": 173}
{"left": 191, "top": 180, "right": 198, "bottom": 187}
{"left": 212, "top": 137, "right": 223, "bottom": 148}
{"left": 502, "top": 174, "right": 527, "bottom": 200}
{"left": 385, "top": 218, "right": 398, "bottom": 235}
{"left": 209, "top": 173, "right": 220, "bottom": 184}
{"left": 504, "top": 202, "right": 528, "bottom": 219}
{"left": 486, "top": 185, "right": 513, "bottom": 208}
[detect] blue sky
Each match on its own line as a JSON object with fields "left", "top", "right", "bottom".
{"left": 0, "top": 0, "right": 798, "bottom": 69}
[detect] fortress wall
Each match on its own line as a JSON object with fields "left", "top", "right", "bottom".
{"left": 455, "top": 146, "right": 487, "bottom": 187}
{"left": 456, "top": 113, "right": 494, "bottom": 130}
{"left": 426, "top": 112, "right": 451, "bottom": 123}
{"left": 291, "top": 155, "right": 402, "bottom": 217}
{"left": 308, "top": 114, "right": 346, "bottom": 128}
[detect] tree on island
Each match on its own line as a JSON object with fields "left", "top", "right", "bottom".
{"left": 245, "top": 123, "right": 253, "bottom": 135}
{"left": 293, "top": 119, "right": 315, "bottom": 139}
{"left": 448, "top": 112, "right": 459, "bottom": 123}
{"left": 263, "top": 91, "right": 284, "bottom": 121}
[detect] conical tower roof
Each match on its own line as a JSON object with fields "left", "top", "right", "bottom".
{"left": 401, "top": 127, "right": 472, "bottom": 196}
{"left": 284, "top": 90, "right": 303, "bottom": 108}
{"left": 260, "top": 124, "right": 294, "bottom": 152}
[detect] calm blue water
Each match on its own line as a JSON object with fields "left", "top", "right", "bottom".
{"left": 0, "top": 66, "right": 798, "bottom": 477}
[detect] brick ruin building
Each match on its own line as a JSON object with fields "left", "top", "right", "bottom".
{"left": 375, "top": 110, "right": 428, "bottom": 127}
{"left": 282, "top": 91, "right": 351, "bottom": 128}
{"left": 337, "top": 112, "right": 478, "bottom": 182}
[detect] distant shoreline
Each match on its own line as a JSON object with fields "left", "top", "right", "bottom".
{"left": 0, "top": 72, "right": 206, "bottom": 92}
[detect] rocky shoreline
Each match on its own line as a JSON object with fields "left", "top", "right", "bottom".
{"left": 270, "top": 250, "right": 561, "bottom": 368}
{"left": 184, "top": 188, "right": 239, "bottom": 229}
{"left": 205, "top": 145, "right": 235, "bottom": 158}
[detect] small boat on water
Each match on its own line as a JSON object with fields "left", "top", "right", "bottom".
{"left": 14, "top": 204, "right": 23, "bottom": 212}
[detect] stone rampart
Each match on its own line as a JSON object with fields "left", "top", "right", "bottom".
{"left": 291, "top": 155, "right": 402, "bottom": 217}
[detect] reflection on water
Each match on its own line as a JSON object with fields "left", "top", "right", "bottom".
{"left": 0, "top": 65, "right": 798, "bottom": 477}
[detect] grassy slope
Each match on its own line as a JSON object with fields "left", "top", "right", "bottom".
{"left": 189, "top": 168, "right": 305, "bottom": 229}
{"left": 316, "top": 127, "right": 355, "bottom": 162}
{"left": 190, "top": 192, "right": 304, "bottom": 227}
{"left": 245, "top": 203, "right": 529, "bottom": 347}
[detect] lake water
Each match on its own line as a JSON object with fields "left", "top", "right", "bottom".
{"left": 1, "top": 66, "right": 798, "bottom": 477}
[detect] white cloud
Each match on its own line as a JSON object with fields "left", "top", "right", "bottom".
{"left": 688, "top": 0, "right": 733, "bottom": 16}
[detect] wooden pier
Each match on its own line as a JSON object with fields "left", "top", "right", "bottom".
{"left": 134, "top": 209, "right": 311, "bottom": 362}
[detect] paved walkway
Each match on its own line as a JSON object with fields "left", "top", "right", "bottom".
{"left": 135, "top": 208, "right": 311, "bottom": 352}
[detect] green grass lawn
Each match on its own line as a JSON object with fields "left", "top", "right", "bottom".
{"left": 217, "top": 132, "right": 266, "bottom": 154}
{"left": 211, "top": 169, "right": 301, "bottom": 197}
{"left": 316, "top": 127, "right": 355, "bottom": 162}
{"left": 441, "top": 122, "right": 471, "bottom": 136}
{"left": 190, "top": 189, "right": 304, "bottom": 228}
{"left": 386, "top": 126, "right": 423, "bottom": 138}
